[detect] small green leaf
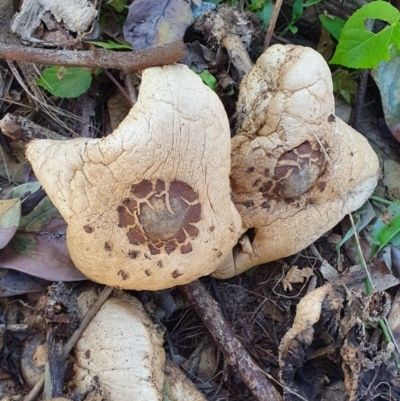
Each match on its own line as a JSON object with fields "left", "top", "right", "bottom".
{"left": 0, "top": 198, "right": 21, "bottom": 249}
{"left": 106, "top": 0, "right": 127, "bottom": 12}
{"left": 304, "top": 0, "right": 322, "bottom": 7}
{"left": 0, "top": 199, "right": 21, "bottom": 230}
{"left": 37, "top": 66, "right": 92, "bottom": 98}
{"left": 292, "top": 0, "right": 304, "bottom": 22}
{"left": 257, "top": 1, "right": 274, "bottom": 30}
{"left": 20, "top": 197, "right": 59, "bottom": 231}
{"left": 198, "top": 70, "right": 217, "bottom": 91}
{"left": 330, "top": 1, "right": 400, "bottom": 69}
{"left": 86, "top": 40, "right": 132, "bottom": 50}
{"left": 319, "top": 14, "right": 346, "bottom": 41}
{"left": 247, "top": 0, "right": 274, "bottom": 30}
{"left": 371, "top": 200, "right": 400, "bottom": 256}
{"left": 332, "top": 69, "right": 358, "bottom": 104}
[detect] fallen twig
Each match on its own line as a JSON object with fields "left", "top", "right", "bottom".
{"left": 0, "top": 40, "right": 184, "bottom": 74}
{"left": 23, "top": 285, "right": 114, "bottom": 401}
{"left": 263, "top": 0, "right": 284, "bottom": 51}
{"left": 350, "top": 69, "right": 369, "bottom": 131}
{"left": 180, "top": 279, "right": 282, "bottom": 401}
{"left": 0, "top": 113, "right": 66, "bottom": 142}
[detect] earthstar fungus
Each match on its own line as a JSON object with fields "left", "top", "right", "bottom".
{"left": 213, "top": 45, "right": 379, "bottom": 279}
{"left": 27, "top": 64, "right": 242, "bottom": 290}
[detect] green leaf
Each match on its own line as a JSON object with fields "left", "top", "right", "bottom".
{"left": 292, "top": 0, "right": 304, "bottom": 22}
{"left": 335, "top": 201, "right": 375, "bottom": 259}
{"left": 332, "top": 69, "right": 358, "bottom": 103}
{"left": 106, "top": 0, "right": 127, "bottom": 12}
{"left": 37, "top": 66, "right": 92, "bottom": 98}
{"left": 198, "top": 70, "right": 217, "bottom": 91}
{"left": 247, "top": 0, "right": 274, "bottom": 30}
{"left": 330, "top": 1, "right": 400, "bottom": 69}
{"left": 257, "top": 1, "right": 274, "bottom": 30}
{"left": 371, "top": 200, "right": 400, "bottom": 256}
{"left": 304, "top": 0, "right": 322, "bottom": 7}
{"left": 319, "top": 14, "right": 346, "bottom": 41}
{"left": 0, "top": 198, "right": 21, "bottom": 249}
{"left": 20, "top": 196, "right": 59, "bottom": 231}
{"left": 86, "top": 40, "right": 132, "bottom": 50}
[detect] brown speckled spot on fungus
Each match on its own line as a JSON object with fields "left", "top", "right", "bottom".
{"left": 148, "top": 244, "right": 160, "bottom": 255}
{"left": 157, "top": 261, "right": 163, "bottom": 268}
{"left": 118, "top": 270, "right": 129, "bottom": 280}
{"left": 328, "top": 114, "right": 336, "bottom": 122}
{"left": 145, "top": 269, "right": 152, "bottom": 277}
{"left": 131, "top": 179, "right": 152, "bottom": 198}
{"left": 118, "top": 179, "right": 201, "bottom": 255}
{"left": 246, "top": 167, "right": 255, "bottom": 174}
{"left": 272, "top": 141, "right": 326, "bottom": 198}
{"left": 165, "top": 241, "right": 177, "bottom": 255}
{"left": 264, "top": 168, "right": 270, "bottom": 177}
{"left": 261, "top": 201, "right": 269, "bottom": 209}
{"left": 172, "top": 270, "right": 183, "bottom": 279}
{"left": 253, "top": 179, "right": 261, "bottom": 187}
{"left": 126, "top": 228, "right": 146, "bottom": 245}
{"left": 128, "top": 250, "right": 139, "bottom": 259}
{"left": 117, "top": 206, "right": 136, "bottom": 228}
{"left": 85, "top": 350, "right": 91, "bottom": 359}
{"left": 260, "top": 181, "right": 273, "bottom": 194}
{"left": 83, "top": 225, "right": 93, "bottom": 233}
{"left": 317, "top": 181, "right": 327, "bottom": 192}
{"left": 181, "top": 243, "right": 193, "bottom": 254}
{"left": 104, "top": 241, "right": 113, "bottom": 251}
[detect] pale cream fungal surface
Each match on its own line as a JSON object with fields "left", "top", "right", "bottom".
{"left": 27, "top": 64, "right": 242, "bottom": 290}
{"left": 74, "top": 296, "right": 165, "bottom": 400}
{"left": 213, "top": 45, "right": 379, "bottom": 279}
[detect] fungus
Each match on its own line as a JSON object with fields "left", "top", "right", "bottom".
{"left": 26, "top": 64, "right": 242, "bottom": 290}
{"left": 213, "top": 45, "right": 379, "bottom": 279}
{"left": 74, "top": 293, "right": 207, "bottom": 401}
{"left": 74, "top": 294, "right": 165, "bottom": 400}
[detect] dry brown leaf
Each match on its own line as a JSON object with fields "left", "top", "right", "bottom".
{"left": 282, "top": 266, "right": 314, "bottom": 292}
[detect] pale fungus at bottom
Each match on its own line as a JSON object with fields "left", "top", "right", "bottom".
{"left": 213, "top": 44, "right": 379, "bottom": 279}
{"left": 73, "top": 294, "right": 206, "bottom": 401}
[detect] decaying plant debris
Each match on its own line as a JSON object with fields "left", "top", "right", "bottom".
{"left": 1, "top": 1, "right": 400, "bottom": 401}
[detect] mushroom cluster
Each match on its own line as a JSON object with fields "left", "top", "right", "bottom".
{"left": 26, "top": 45, "right": 379, "bottom": 288}
{"left": 213, "top": 45, "right": 379, "bottom": 278}
{"left": 27, "top": 64, "right": 242, "bottom": 290}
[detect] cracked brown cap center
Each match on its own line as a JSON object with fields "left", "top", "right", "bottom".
{"left": 117, "top": 179, "right": 201, "bottom": 255}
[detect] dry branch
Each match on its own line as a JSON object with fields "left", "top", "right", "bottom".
{"left": 180, "top": 280, "right": 282, "bottom": 401}
{"left": 0, "top": 40, "right": 184, "bottom": 73}
{"left": 0, "top": 113, "right": 66, "bottom": 142}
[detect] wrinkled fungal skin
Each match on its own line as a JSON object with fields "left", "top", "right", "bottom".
{"left": 213, "top": 45, "right": 379, "bottom": 279}
{"left": 74, "top": 295, "right": 165, "bottom": 400}
{"left": 27, "top": 64, "right": 242, "bottom": 290}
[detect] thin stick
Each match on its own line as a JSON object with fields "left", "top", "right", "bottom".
{"left": 180, "top": 280, "right": 282, "bottom": 401}
{"left": 0, "top": 41, "right": 184, "bottom": 74}
{"left": 350, "top": 69, "right": 369, "bottom": 131}
{"left": 23, "top": 286, "right": 114, "bottom": 401}
{"left": 263, "top": 0, "right": 284, "bottom": 52}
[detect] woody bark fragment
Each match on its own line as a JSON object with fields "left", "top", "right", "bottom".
{"left": 0, "top": 40, "right": 184, "bottom": 73}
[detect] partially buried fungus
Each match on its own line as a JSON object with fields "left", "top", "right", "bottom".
{"left": 213, "top": 44, "right": 380, "bottom": 279}
{"left": 26, "top": 64, "right": 242, "bottom": 290}
{"left": 73, "top": 294, "right": 165, "bottom": 400}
